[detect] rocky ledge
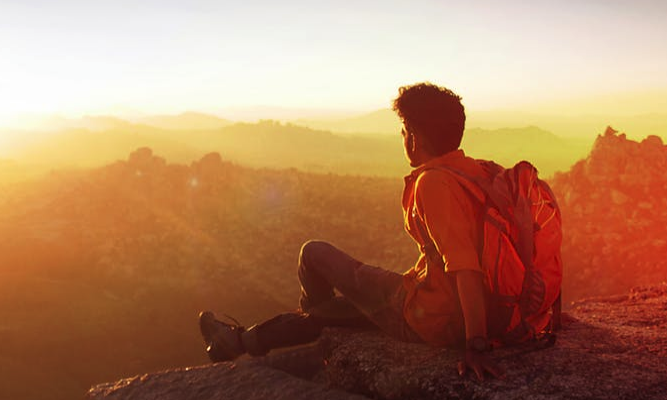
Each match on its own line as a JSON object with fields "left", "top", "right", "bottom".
{"left": 87, "top": 283, "right": 667, "bottom": 400}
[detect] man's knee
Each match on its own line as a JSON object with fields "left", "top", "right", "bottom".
{"left": 299, "top": 240, "right": 332, "bottom": 270}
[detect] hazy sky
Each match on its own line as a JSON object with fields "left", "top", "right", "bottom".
{"left": 1, "top": 0, "right": 666, "bottom": 121}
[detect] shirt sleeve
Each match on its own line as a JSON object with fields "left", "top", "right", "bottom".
{"left": 414, "top": 169, "right": 482, "bottom": 273}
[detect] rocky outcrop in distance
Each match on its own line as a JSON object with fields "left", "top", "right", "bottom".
{"left": 87, "top": 283, "right": 667, "bottom": 400}
{"left": 550, "top": 127, "right": 667, "bottom": 303}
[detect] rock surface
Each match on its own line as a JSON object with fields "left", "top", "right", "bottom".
{"left": 87, "top": 283, "right": 667, "bottom": 400}
{"left": 86, "top": 346, "right": 366, "bottom": 400}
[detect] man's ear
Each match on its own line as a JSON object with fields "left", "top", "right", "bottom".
{"left": 404, "top": 122, "right": 417, "bottom": 145}
{"left": 407, "top": 132, "right": 416, "bottom": 152}
{"left": 410, "top": 129, "right": 432, "bottom": 156}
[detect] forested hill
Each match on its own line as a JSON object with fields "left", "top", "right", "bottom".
{"left": 0, "top": 148, "right": 413, "bottom": 400}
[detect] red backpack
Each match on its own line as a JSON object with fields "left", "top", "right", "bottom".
{"left": 426, "top": 160, "right": 563, "bottom": 343}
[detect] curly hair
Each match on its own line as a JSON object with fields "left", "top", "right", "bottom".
{"left": 392, "top": 82, "right": 466, "bottom": 155}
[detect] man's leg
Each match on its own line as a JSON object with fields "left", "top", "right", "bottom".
{"left": 238, "top": 306, "right": 375, "bottom": 357}
{"left": 296, "top": 240, "right": 420, "bottom": 341}
{"left": 297, "top": 240, "right": 401, "bottom": 316}
{"left": 201, "top": 240, "right": 419, "bottom": 361}
{"left": 240, "top": 240, "right": 383, "bottom": 356}
{"left": 242, "top": 240, "right": 420, "bottom": 356}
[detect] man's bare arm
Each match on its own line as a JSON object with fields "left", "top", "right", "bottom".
{"left": 456, "top": 270, "right": 487, "bottom": 339}
{"left": 456, "top": 270, "right": 505, "bottom": 381}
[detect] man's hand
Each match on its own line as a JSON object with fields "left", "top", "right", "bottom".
{"left": 455, "top": 270, "right": 504, "bottom": 381}
{"left": 457, "top": 349, "right": 506, "bottom": 381}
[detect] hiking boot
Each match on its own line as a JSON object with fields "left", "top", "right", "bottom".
{"left": 198, "top": 311, "right": 245, "bottom": 362}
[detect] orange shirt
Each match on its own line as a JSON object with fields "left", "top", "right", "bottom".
{"left": 402, "top": 149, "right": 487, "bottom": 346}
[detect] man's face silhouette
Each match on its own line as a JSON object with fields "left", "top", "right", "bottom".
{"left": 402, "top": 121, "right": 432, "bottom": 168}
{"left": 401, "top": 122, "right": 417, "bottom": 167}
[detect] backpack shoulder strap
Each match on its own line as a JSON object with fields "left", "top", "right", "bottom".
{"left": 426, "top": 163, "right": 513, "bottom": 222}
{"left": 412, "top": 210, "right": 440, "bottom": 263}
{"left": 411, "top": 167, "right": 480, "bottom": 265}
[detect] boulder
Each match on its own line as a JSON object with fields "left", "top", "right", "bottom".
{"left": 87, "top": 284, "right": 667, "bottom": 400}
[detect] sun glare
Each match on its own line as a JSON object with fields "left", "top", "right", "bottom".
{"left": 0, "top": 110, "right": 14, "bottom": 129}
{"left": 0, "top": 111, "right": 19, "bottom": 154}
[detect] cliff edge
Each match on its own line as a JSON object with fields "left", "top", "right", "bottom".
{"left": 87, "top": 283, "right": 667, "bottom": 400}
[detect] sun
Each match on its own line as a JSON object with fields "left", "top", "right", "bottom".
{"left": 0, "top": 110, "right": 28, "bottom": 157}
{"left": 0, "top": 111, "right": 13, "bottom": 129}
{"left": 0, "top": 96, "right": 28, "bottom": 129}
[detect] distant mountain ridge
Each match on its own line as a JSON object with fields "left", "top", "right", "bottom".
{"left": 294, "top": 109, "right": 400, "bottom": 135}
{"left": 295, "top": 107, "right": 667, "bottom": 141}
{"left": 137, "top": 112, "right": 232, "bottom": 130}
{"left": 463, "top": 125, "right": 591, "bottom": 177}
{"left": 5, "top": 87, "right": 667, "bottom": 140}
{"left": 7, "top": 117, "right": 590, "bottom": 178}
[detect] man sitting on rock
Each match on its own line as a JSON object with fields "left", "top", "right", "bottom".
{"left": 200, "top": 83, "right": 506, "bottom": 380}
